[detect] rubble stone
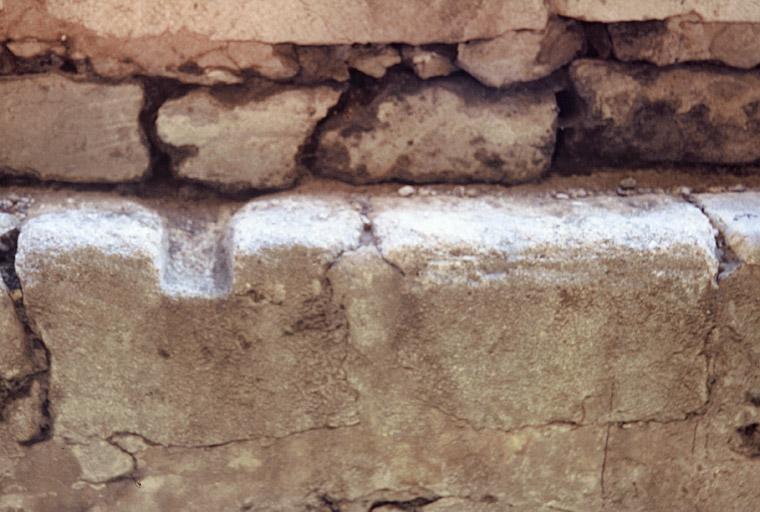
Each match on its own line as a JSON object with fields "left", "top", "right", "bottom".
{"left": 315, "top": 75, "right": 557, "bottom": 184}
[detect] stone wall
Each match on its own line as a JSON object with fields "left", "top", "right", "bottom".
{"left": 2, "top": 2, "right": 760, "bottom": 511}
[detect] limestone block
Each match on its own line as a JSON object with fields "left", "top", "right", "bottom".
{"left": 15, "top": 197, "right": 364, "bottom": 446}
{"left": 315, "top": 75, "right": 557, "bottom": 184}
{"left": 550, "top": 0, "right": 760, "bottom": 23}
{"left": 157, "top": 85, "right": 342, "bottom": 190}
{"left": 566, "top": 60, "right": 760, "bottom": 164}
{"left": 362, "top": 194, "right": 716, "bottom": 429}
{"left": 0, "top": 0, "right": 547, "bottom": 81}
{"left": 458, "top": 17, "right": 584, "bottom": 88}
{"left": 0, "top": 74, "right": 148, "bottom": 183}
{"left": 610, "top": 16, "right": 760, "bottom": 69}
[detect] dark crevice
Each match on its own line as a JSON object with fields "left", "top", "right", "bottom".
{"left": 684, "top": 194, "right": 743, "bottom": 282}
{"left": 137, "top": 76, "right": 198, "bottom": 185}
{"left": 0, "top": 228, "right": 52, "bottom": 444}
{"left": 369, "top": 496, "right": 441, "bottom": 511}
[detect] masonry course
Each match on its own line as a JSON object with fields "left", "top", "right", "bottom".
{"left": 3, "top": 1, "right": 760, "bottom": 509}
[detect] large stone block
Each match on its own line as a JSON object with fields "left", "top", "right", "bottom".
{"left": 157, "top": 85, "right": 342, "bottom": 190}
{"left": 0, "top": 74, "right": 148, "bottom": 183}
{"left": 315, "top": 76, "right": 557, "bottom": 184}
{"left": 550, "top": 0, "right": 760, "bottom": 22}
{"left": 0, "top": 0, "right": 547, "bottom": 81}
{"left": 361, "top": 195, "right": 716, "bottom": 429}
{"left": 15, "top": 197, "right": 364, "bottom": 446}
{"left": 458, "top": 17, "right": 584, "bottom": 88}
{"left": 609, "top": 17, "right": 760, "bottom": 69}
{"left": 566, "top": 60, "right": 760, "bottom": 164}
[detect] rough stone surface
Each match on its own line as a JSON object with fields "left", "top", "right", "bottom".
{"left": 598, "top": 192, "right": 760, "bottom": 511}
{"left": 696, "top": 192, "right": 760, "bottom": 265}
{"left": 0, "top": 74, "right": 148, "bottom": 183}
{"left": 566, "top": 60, "right": 760, "bottom": 164}
{"left": 15, "top": 197, "right": 364, "bottom": 447}
{"left": 402, "top": 46, "right": 457, "bottom": 80}
{"left": 458, "top": 17, "right": 585, "bottom": 88}
{"left": 0, "top": 0, "right": 547, "bottom": 82}
{"left": 365, "top": 195, "right": 715, "bottom": 428}
{"left": 610, "top": 16, "right": 760, "bottom": 69}
{"left": 157, "top": 85, "right": 342, "bottom": 190}
{"left": 315, "top": 75, "right": 558, "bottom": 184}
{"left": 550, "top": 0, "right": 760, "bottom": 22}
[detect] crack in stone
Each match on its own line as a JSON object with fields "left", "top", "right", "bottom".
{"left": 0, "top": 227, "right": 52, "bottom": 445}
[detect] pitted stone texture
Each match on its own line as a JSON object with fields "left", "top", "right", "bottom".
{"left": 157, "top": 86, "right": 342, "bottom": 190}
{"left": 0, "top": 74, "right": 148, "bottom": 183}
{"left": 458, "top": 17, "right": 584, "bottom": 88}
{"left": 550, "top": 0, "right": 760, "bottom": 22}
{"left": 15, "top": 197, "right": 364, "bottom": 446}
{"left": 315, "top": 76, "right": 557, "bottom": 184}
{"left": 610, "top": 17, "right": 760, "bottom": 69}
{"left": 361, "top": 195, "right": 715, "bottom": 429}
{"left": 566, "top": 60, "right": 760, "bottom": 164}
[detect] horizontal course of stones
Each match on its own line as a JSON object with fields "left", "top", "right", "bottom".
{"left": 5, "top": 2, "right": 760, "bottom": 189}
{"left": 1, "top": 187, "right": 760, "bottom": 510}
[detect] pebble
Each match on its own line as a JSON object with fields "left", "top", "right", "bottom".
{"left": 553, "top": 192, "right": 570, "bottom": 200}
{"left": 398, "top": 185, "right": 416, "bottom": 197}
{"left": 729, "top": 184, "right": 747, "bottom": 192}
{"left": 619, "top": 177, "right": 637, "bottom": 190}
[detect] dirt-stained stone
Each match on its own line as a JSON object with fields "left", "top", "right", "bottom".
{"left": 314, "top": 75, "right": 557, "bottom": 184}
{"left": 296, "top": 45, "right": 401, "bottom": 82}
{"left": 565, "top": 59, "right": 760, "bottom": 165}
{"left": 458, "top": 17, "right": 584, "bottom": 88}
{"left": 550, "top": 0, "right": 760, "bottom": 22}
{"left": 610, "top": 16, "right": 760, "bottom": 69}
{"left": 0, "top": 74, "right": 148, "bottom": 183}
{"left": 157, "top": 85, "right": 342, "bottom": 190}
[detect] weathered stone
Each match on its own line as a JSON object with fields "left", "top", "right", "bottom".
{"left": 15, "top": 197, "right": 364, "bottom": 447}
{"left": 362, "top": 194, "right": 715, "bottom": 429}
{"left": 6, "top": 39, "right": 65, "bottom": 59}
{"left": 550, "top": 0, "right": 760, "bottom": 22}
{"left": 52, "top": 424, "right": 602, "bottom": 511}
{"left": 458, "top": 17, "right": 584, "bottom": 88}
{"left": 0, "top": 216, "right": 33, "bottom": 383}
{"left": 402, "top": 46, "right": 457, "bottom": 80}
{"left": 1, "top": 0, "right": 548, "bottom": 45}
{"left": 602, "top": 193, "right": 760, "bottom": 511}
{"left": 70, "top": 440, "right": 135, "bottom": 484}
{"left": 0, "top": 74, "right": 148, "bottom": 182}
{"left": 348, "top": 45, "right": 402, "bottom": 79}
{"left": 1, "top": 380, "right": 44, "bottom": 443}
{"left": 0, "top": 0, "right": 547, "bottom": 82}
{"left": 566, "top": 60, "right": 760, "bottom": 164}
{"left": 315, "top": 75, "right": 557, "bottom": 184}
{"left": 157, "top": 85, "right": 342, "bottom": 190}
{"left": 610, "top": 16, "right": 760, "bottom": 69}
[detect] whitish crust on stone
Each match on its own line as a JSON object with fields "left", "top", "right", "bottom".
{"left": 0, "top": 74, "right": 149, "bottom": 183}
{"left": 696, "top": 192, "right": 760, "bottom": 265}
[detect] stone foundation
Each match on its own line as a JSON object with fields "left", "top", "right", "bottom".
{"left": 2, "top": 2, "right": 760, "bottom": 511}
